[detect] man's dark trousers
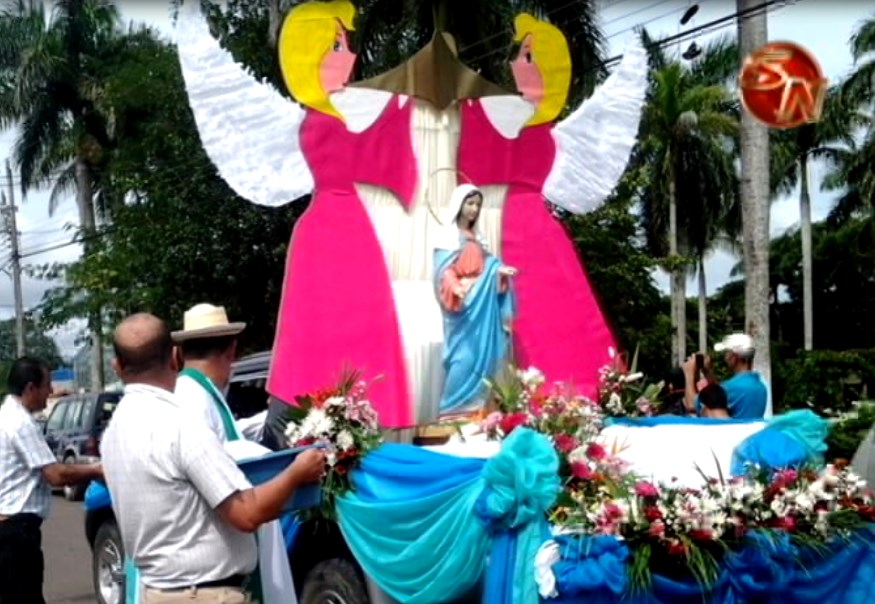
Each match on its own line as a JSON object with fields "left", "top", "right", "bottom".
{"left": 0, "top": 513, "right": 46, "bottom": 604}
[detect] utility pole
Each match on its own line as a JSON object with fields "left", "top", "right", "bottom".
{"left": 2, "top": 159, "right": 26, "bottom": 356}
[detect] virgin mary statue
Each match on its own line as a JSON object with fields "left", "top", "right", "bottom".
{"left": 433, "top": 184, "right": 516, "bottom": 415}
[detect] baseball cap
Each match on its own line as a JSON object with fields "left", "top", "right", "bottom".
{"left": 714, "top": 333, "right": 755, "bottom": 355}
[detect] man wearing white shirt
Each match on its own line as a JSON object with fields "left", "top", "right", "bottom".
{"left": 172, "top": 303, "right": 266, "bottom": 442}
{"left": 0, "top": 357, "right": 103, "bottom": 603}
{"left": 102, "top": 313, "right": 324, "bottom": 602}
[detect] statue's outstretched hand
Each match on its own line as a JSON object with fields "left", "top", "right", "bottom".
{"left": 499, "top": 266, "right": 519, "bottom": 277}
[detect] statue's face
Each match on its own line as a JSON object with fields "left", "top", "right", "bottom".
{"left": 510, "top": 33, "right": 544, "bottom": 105}
{"left": 319, "top": 22, "right": 356, "bottom": 92}
{"left": 458, "top": 193, "right": 483, "bottom": 227}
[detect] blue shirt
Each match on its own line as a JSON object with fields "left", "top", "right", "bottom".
{"left": 697, "top": 371, "right": 768, "bottom": 419}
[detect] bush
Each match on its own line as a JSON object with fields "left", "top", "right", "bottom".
{"left": 775, "top": 349, "right": 875, "bottom": 416}
{"left": 826, "top": 402, "right": 875, "bottom": 462}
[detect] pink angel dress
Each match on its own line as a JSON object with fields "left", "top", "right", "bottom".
{"left": 456, "top": 40, "right": 648, "bottom": 398}
{"left": 459, "top": 100, "right": 615, "bottom": 397}
{"left": 268, "top": 99, "right": 417, "bottom": 427}
{"left": 176, "top": 4, "right": 419, "bottom": 427}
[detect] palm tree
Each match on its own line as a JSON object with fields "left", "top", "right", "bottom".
{"left": 0, "top": 0, "right": 123, "bottom": 390}
{"left": 736, "top": 0, "right": 771, "bottom": 413}
{"left": 844, "top": 14, "right": 875, "bottom": 108}
{"left": 770, "top": 86, "right": 861, "bottom": 351}
{"left": 635, "top": 32, "right": 739, "bottom": 365}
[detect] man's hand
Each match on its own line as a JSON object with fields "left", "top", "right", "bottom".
{"left": 291, "top": 448, "right": 326, "bottom": 484}
{"left": 682, "top": 354, "right": 698, "bottom": 378}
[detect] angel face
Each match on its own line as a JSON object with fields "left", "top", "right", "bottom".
{"left": 457, "top": 192, "right": 483, "bottom": 229}
{"left": 320, "top": 23, "right": 357, "bottom": 93}
{"left": 511, "top": 33, "right": 545, "bottom": 105}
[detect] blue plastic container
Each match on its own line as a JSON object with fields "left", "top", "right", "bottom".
{"left": 237, "top": 445, "right": 323, "bottom": 513}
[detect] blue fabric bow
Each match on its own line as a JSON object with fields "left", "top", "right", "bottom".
{"left": 336, "top": 429, "right": 558, "bottom": 604}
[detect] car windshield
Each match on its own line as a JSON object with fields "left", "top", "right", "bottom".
{"left": 95, "top": 396, "right": 120, "bottom": 430}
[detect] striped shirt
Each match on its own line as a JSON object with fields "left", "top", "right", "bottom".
{"left": 101, "top": 383, "right": 257, "bottom": 589}
{"left": 0, "top": 395, "right": 57, "bottom": 518}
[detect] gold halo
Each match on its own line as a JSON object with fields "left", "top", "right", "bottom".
{"left": 423, "top": 167, "right": 472, "bottom": 227}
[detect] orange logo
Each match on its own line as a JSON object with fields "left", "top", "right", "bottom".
{"left": 739, "top": 41, "right": 827, "bottom": 129}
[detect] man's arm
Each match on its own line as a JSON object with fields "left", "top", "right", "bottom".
{"left": 216, "top": 449, "right": 324, "bottom": 532}
{"left": 42, "top": 462, "right": 103, "bottom": 488}
{"left": 180, "top": 421, "right": 325, "bottom": 533}
{"left": 13, "top": 419, "right": 103, "bottom": 487}
{"left": 682, "top": 356, "right": 699, "bottom": 413}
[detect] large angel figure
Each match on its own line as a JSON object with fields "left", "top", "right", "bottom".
{"left": 176, "top": 0, "right": 418, "bottom": 427}
{"left": 458, "top": 13, "right": 648, "bottom": 398}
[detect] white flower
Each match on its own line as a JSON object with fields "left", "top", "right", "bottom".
{"left": 324, "top": 396, "right": 347, "bottom": 409}
{"left": 517, "top": 366, "right": 546, "bottom": 387}
{"left": 337, "top": 429, "right": 355, "bottom": 451}
{"left": 301, "top": 409, "right": 334, "bottom": 437}
{"left": 621, "top": 372, "right": 644, "bottom": 383}
{"left": 534, "top": 540, "right": 561, "bottom": 599}
{"left": 607, "top": 392, "right": 623, "bottom": 414}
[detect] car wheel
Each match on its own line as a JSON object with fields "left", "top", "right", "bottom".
{"left": 300, "top": 558, "right": 369, "bottom": 604}
{"left": 93, "top": 520, "right": 125, "bottom": 604}
{"left": 63, "top": 456, "right": 85, "bottom": 501}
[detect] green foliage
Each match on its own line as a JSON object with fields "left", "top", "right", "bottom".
{"left": 0, "top": 317, "right": 64, "bottom": 398}
{"left": 825, "top": 402, "right": 875, "bottom": 462}
{"left": 774, "top": 350, "right": 875, "bottom": 416}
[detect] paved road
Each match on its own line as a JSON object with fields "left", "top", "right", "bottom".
{"left": 44, "top": 495, "right": 96, "bottom": 604}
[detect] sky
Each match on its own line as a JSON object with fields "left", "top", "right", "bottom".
{"left": 0, "top": 0, "right": 872, "bottom": 357}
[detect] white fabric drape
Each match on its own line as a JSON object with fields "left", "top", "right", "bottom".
{"left": 358, "top": 99, "right": 506, "bottom": 425}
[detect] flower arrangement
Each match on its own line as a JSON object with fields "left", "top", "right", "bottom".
{"left": 283, "top": 369, "right": 383, "bottom": 519}
{"left": 597, "top": 347, "right": 664, "bottom": 418}
{"left": 482, "top": 364, "right": 875, "bottom": 593}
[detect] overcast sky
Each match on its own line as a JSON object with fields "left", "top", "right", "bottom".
{"left": 1, "top": 0, "right": 871, "bottom": 357}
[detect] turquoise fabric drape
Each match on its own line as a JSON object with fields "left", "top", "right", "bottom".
{"left": 336, "top": 428, "right": 559, "bottom": 604}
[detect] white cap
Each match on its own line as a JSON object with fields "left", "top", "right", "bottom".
{"left": 714, "top": 333, "right": 755, "bottom": 356}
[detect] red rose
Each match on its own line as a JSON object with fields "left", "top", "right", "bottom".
{"left": 689, "top": 529, "right": 714, "bottom": 541}
{"left": 553, "top": 434, "right": 580, "bottom": 454}
{"left": 571, "top": 462, "right": 593, "bottom": 481}
{"left": 667, "top": 540, "right": 687, "bottom": 556}
{"left": 635, "top": 482, "right": 659, "bottom": 498}
{"left": 644, "top": 506, "right": 663, "bottom": 521}
{"left": 586, "top": 442, "right": 607, "bottom": 461}
{"left": 499, "top": 412, "right": 529, "bottom": 435}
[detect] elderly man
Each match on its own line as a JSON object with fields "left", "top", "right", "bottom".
{"left": 102, "top": 313, "right": 324, "bottom": 603}
{"left": 683, "top": 333, "right": 768, "bottom": 419}
{"left": 0, "top": 357, "right": 103, "bottom": 603}
{"left": 172, "top": 303, "right": 265, "bottom": 442}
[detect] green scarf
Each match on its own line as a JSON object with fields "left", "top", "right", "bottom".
{"left": 179, "top": 367, "right": 241, "bottom": 441}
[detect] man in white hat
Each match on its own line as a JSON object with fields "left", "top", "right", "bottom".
{"left": 682, "top": 333, "right": 768, "bottom": 419}
{"left": 172, "top": 303, "right": 265, "bottom": 443}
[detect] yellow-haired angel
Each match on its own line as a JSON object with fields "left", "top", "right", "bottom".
{"left": 175, "top": 0, "right": 419, "bottom": 430}
{"left": 458, "top": 13, "right": 648, "bottom": 398}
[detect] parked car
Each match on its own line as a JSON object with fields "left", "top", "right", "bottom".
{"left": 43, "top": 391, "right": 121, "bottom": 501}
{"left": 85, "top": 352, "right": 369, "bottom": 604}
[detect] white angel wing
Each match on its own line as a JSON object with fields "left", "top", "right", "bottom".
{"left": 175, "top": 3, "right": 313, "bottom": 207}
{"left": 543, "top": 38, "right": 649, "bottom": 215}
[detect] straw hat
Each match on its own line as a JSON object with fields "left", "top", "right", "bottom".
{"left": 714, "top": 333, "right": 755, "bottom": 356}
{"left": 171, "top": 303, "right": 246, "bottom": 342}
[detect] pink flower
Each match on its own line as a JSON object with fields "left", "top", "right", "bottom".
{"left": 571, "top": 462, "right": 593, "bottom": 480}
{"left": 481, "top": 411, "right": 503, "bottom": 431}
{"left": 635, "top": 482, "right": 660, "bottom": 498}
{"left": 774, "top": 469, "right": 798, "bottom": 485}
{"left": 586, "top": 442, "right": 607, "bottom": 461}
{"left": 648, "top": 519, "right": 666, "bottom": 537}
{"left": 553, "top": 434, "right": 580, "bottom": 454}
